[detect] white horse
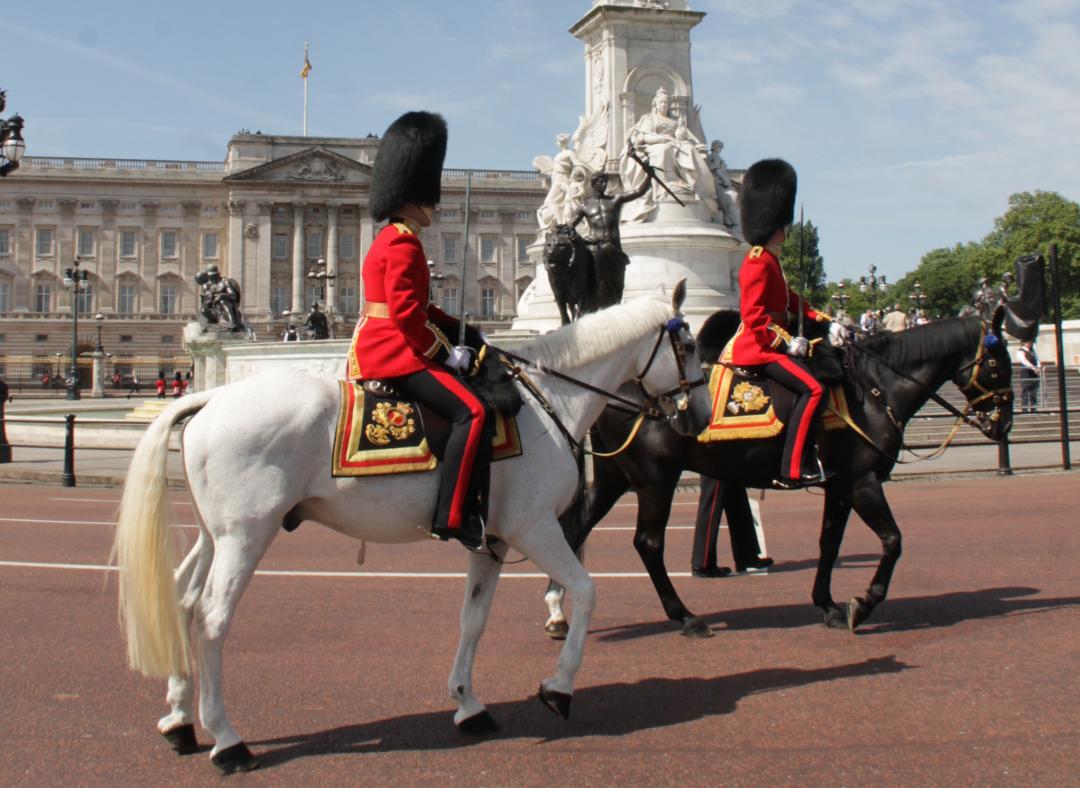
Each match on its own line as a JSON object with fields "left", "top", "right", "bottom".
{"left": 112, "top": 283, "right": 711, "bottom": 773}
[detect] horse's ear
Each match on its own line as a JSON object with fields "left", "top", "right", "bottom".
{"left": 672, "top": 279, "right": 687, "bottom": 314}
{"left": 991, "top": 303, "right": 1006, "bottom": 338}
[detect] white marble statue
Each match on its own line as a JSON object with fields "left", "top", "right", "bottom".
{"left": 533, "top": 102, "right": 610, "bottom": 234}
{"left": 619, "top": 87, "right": 716, "bottom": 222}
{"left": 706, "top": 140, "right": 740, "bottom": 232}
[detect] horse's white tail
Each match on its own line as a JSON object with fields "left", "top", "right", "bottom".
{"left": 112, "top": 390, "right": 215, "bottom": 678}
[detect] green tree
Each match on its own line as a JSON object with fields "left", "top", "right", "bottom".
{"left": 980, "top": 191, "right": 1080, "bottom": 318}
{"left": 778, "top": 219, "right": 827, "bottom": 308}
{"left": 899, "top": 244, "right": 981, "bottom": 318}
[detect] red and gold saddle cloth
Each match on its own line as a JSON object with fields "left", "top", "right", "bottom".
{"left": 697, "top": 340, "right": 850, "bottom": 443}
{"left": 332, "top": 380, "right": 523, "bottom": 477}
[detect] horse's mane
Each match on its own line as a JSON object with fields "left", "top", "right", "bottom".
{"left": 857, "top": 317, "right": 983, "bottom": 369}
{"left": 520, "top": 296, "right": 672, "bottom": 369}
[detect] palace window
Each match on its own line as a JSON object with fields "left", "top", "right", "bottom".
{"left": 161, "top": 231, "right": 178, "bottom": 259}
{"left": 0, "top": 229, "right": 11, "bottom": 255}
{"left": 442, "top": 287, "right": 458, "bottom": 315}
{"left": 118, "top": 284, "right": 137, "bottom": 314}
{"left": 340, "top": 285, "right": 357, "bottom": 315}
{"left": 517, "top": 236, "right": 530, "bottom": 263}
{"left": 78, "top": 229, "right": 95, "bottom": 257}
{"left": 441, "top": 209, "right": 459, "bottom": 221}
{"left": 443, "top": 235, "right": 458, "bottom": 264}
{"left": 34, "top": 283, "right": 52, "bottom": 312}
{"left": 306, "top": 230, "right": 323, "bottom": 260}
{"left": 76, "top": 285, "right": 94, "bottom": 315}
{"left": 272, "top": 233, "right": 289, "bottom": 260}
{"left": 120, "top": 230, "right": 137, "bottom": 257}
{"left": 481, "top": 287, "right": 496, "bottom": 317}
{"left": 340, "top": 232, "right": 356, "bottom": 260}
{"left": 0, "top": 281, "right": 9, "bottom": 312}
{"left": 159, "top": 285, "right": 178, "bottom": 315}
{"left": 480, "top": 210, "right": 496, "bottom": 220}
{"left": 36, "top": 228, "right": 54, "bottom": 257}
{"left": 306, "top": 284, "right": 320, "bottom": 311}
{"left": 202, "top": 232, "right": 219, "bottom": 259}
{"left": 271, "top": 285, "right": 288, "bottom": 316}
{"left": 480, "top": 237, "right": 497, "bottom": 264}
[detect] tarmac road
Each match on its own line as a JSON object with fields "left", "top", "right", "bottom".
{"left": 2, "top": 473, "right": 1079, "bottom": 785}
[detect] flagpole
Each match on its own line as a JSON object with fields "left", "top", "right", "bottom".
{"left": 302, "top": 42, "right": 309, "bottom": 136}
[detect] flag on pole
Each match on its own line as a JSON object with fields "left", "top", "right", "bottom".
{"left": 300, "top": 43, "right": 312, "bottom": 79}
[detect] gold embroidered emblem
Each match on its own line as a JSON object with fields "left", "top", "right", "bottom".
{"left": 365, "top": 402, "right": 418, "bottom": 446}
{"left": 728, "top": 382, "right": 770, "bottom": 414}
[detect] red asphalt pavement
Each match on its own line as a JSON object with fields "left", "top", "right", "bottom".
{"left": 2, "top": 473, "right": 1079, "bottom": 786}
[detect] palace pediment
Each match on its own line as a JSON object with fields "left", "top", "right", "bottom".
{"left": 224, "top": 146, "right": 372, "bottom": 186}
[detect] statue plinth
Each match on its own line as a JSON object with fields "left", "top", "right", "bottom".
{"left": 184, "top": 322, "right": 254, "bottom": 392}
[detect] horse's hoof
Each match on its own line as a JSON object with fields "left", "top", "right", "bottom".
{"left": 537, "top": 684, "right": 573, "bottom": 720}
{"left": 211, "top": 742, "right": 259, "bottom": 774}
{"left": 847, "top": 597, "right": 871, "bottom": 631}
{"left": 544, "top": 620, "right": 569, "bottom": 640}
{"left": 823, "top": 606, "right": 848, "bottom": 630}
{"left": 457, "top": 709, "right": 501, "bottom": 736}
{"left": 680, "top": 616, "right": 714, "bottom": 639}
{"left": 161, "top": 723, "right": 198, "bottom": 755}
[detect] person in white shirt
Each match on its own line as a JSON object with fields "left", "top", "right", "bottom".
{"left": 859, "top": 308, "right": 877, "bottom": 334}
{"left": 1015, "top": 340, "right": 1040, "bottom": 413}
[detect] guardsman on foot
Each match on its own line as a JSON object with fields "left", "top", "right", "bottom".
{"left": 346, "top": 111, "right": 492, "bottom": 550}
{"left": 730, "top": 159, "right": 847, "bottom": 489}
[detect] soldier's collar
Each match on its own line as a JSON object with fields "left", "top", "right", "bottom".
{"left": 765, "top": 242, "right": 782, "bottom": 256}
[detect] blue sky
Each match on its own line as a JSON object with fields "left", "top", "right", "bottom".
{"left": 6, "top": 0, "right": 1079, "bottom": 284}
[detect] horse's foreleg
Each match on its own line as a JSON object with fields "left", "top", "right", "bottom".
{"left": 813, "top": 487, "right": 853, "bottom": 630}
{"left": 510, "top": 514, "right": 595, "bottom": 720}
{"left": 848, "top": 479, "right": 903, "bottom": 631}
{"left": 449, "top": 540, "right": 509, "bottom": 734}
{"left": 632, "top": 482, "right": 709, "bottom": 638}
{"left": 194, "top": 531, "right": 273, "bottom": 774}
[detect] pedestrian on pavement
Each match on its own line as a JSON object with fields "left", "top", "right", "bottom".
{"left": 1016, "top": 340, "right": 1040, "bottom": 413}
{"left": 155, "top": 375, "right": 166, "bottom": 399}
{"left": 883, "top": 303, "right": 907, "bottom": 332}
{"left": 860, "top": 308, "right": 877, "bottom": 334}
{"left": 172, "top": 371, "right": 184, "bottom": 398}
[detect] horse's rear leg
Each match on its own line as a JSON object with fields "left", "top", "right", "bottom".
{"left": 510, "top": 514, "right": 595, "bottom": 720}
{"left": 847, "top": 479, "right": 903, "bottom": 630}
{"left": 813, "top": 487, "right": 852, "bottom": 630}
{"left": 632, "top": 481, "right": 709, "bottom": 638}
{"left": 194, "top": 530, "right": 274, "bottom": 773}
{"left": 159, "top": 528, "right": 214, "bottom": 755}
{"left": 449, "top": 541, "right": 509, "bottom": 734}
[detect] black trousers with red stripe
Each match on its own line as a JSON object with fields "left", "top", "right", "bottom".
{"left": 758, "top": 356, "right": 826, "bottom": 479}
{"left": 390, "top": 367, "right": 493, "bottom": 530}
{"left": 691, "top": 477, "right": 762, "bottom": 571}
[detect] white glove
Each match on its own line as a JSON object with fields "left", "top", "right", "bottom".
{"left": 828, "top": 321, "right": 849, "bottom": 348}
{"left": 787, "top": 336, "right": 809, "bottom": 358}
{"left": 445, "top": 346, "right": 470, "bottom": 371}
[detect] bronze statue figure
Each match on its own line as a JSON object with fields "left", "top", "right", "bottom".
{"left": 304, "top": 303, "right": 330, "bottom": 340}
{"left": 195, "top": 264, "right": 245, "bottom": 332}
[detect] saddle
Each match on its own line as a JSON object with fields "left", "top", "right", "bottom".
{"left": 332, "top": 350, "right": 523, "bottom": 478}
{"left": 698, "top": 339, "right": 850, "bottom": 443}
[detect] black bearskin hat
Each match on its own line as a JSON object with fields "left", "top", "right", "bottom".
{"left": 739, "top": 158, "right": 797, "bottom": 246}
{"left": 369, "top": 111, "right": 448, "bottom": 222}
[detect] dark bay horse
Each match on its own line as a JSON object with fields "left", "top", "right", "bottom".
{"left": 543, "top": 224, "right": 597, "bottom": 325}
{"left": 548, "top": 307, "right": 1014, "bottom": 636}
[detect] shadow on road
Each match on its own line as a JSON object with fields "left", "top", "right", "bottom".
{"left": 590, "top": 585, "right": 1080, "bottom": 641}
{"left": 250, "top": 655, "right": 908, "bottom": 768}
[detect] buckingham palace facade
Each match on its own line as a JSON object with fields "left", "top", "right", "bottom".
{"left": 0, "top": 132, "right": 545, "bottom": 378}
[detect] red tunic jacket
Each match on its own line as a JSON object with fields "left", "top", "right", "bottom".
{"left": 730, "top": 245, "right": 829, "bottom": 366}
{"left": 347, "top": 222, "right": 458, "bottom": 380}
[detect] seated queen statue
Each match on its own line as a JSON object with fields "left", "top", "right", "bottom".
{"left": 619, "top": 87, "right": 717, "bottom": 222}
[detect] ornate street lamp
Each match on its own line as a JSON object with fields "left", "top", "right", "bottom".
{"left": 306, "top": 257, "right": 336, "bottom": 339}
{"left": 0, "top": 89, "right": 26, "bottom": 177}
{"left": 908, "top": 281, "right": 927, "bottom": 311}
{"left": 94, "top": 313, "right": 105, "bottom": 352}
{"left": 831, "top": 282, "right": 851, "bottom": 320}
{"left": 427, "top": 259, "right": 445, "bottom": 301}
{"left": 859, "top": 263, "right": 888, "bottom": 311}
{"left": 62, "top": 257, "right": 89, "bottom": 400}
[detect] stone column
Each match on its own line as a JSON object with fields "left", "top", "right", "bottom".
{"left": 254, "top": 201, "right": 274, "bottom": 320}
{"left": 227, "top": 200, "right": 246, "bottom": 305}
{"left": 140, "top": 201, "right": 160, "bottom": 314}
{"left": 99, "top": 200, "right": 119, "bottom": 314}
{"left": 358, "top": 208, "right": 375, "bottom": 305}
{"left": 326, "top": 202, "right": 339, "bottom": 313}
{"left": 91, "top": 349, "right": 105, "bottom": 398}
{"left": 291, "top": 201, "right": 305, "bottom": 312}
{"left": 14, "top": 197, "right": 35, "bottom": 311}
{"left": 183, "top": 201, "right": 203, "bottom": 314}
